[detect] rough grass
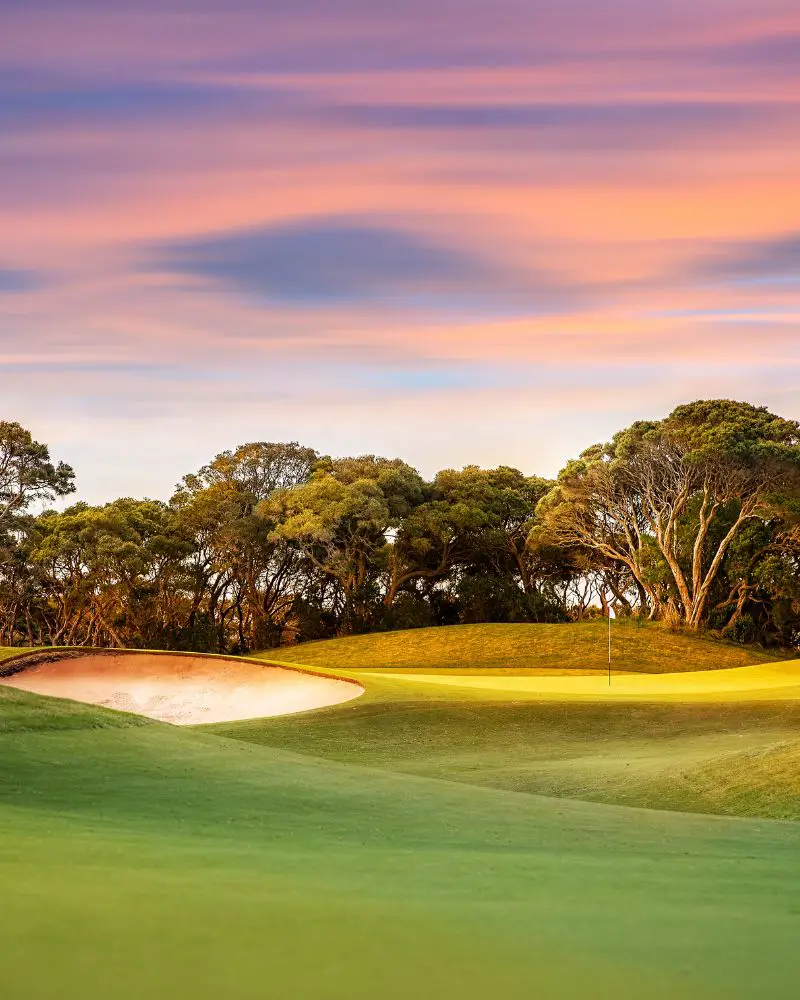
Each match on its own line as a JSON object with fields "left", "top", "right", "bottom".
{"left": 0, "top": 646, "right": 37, "bottom": 662}
{"left": 262, "top": 620, "right": 787, "bottom": 674}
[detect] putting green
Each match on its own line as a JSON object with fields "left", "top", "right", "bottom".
{"left": 226, "top": 625, "right": 800, "bottom": 821}
{"left": 365, "top": 659, "right": 800, "bottom": 702}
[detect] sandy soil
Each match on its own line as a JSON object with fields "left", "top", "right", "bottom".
{"left": 0, "top": 653, "right": 363, "bottom": 725}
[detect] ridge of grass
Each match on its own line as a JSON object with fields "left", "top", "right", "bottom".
{"left": 259, "top": 620, "right": 789, "bottom": 674}
{"left": 0, "top": 683, "right": 152, "bottom": 734}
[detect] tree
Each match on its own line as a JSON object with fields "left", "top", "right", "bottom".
{"left": 0, "top": 422, "right": 75, "bottom": 526}
{"left": 539, "top": 400, "right": 800, "bottom": 628}
{"left": 25, "top": 499, "right": 184, "bottom": 647}
{"left": 0, "top": 405, "right": 797, "bottom": 650}
{"left": 711, "top": 515, "right": 800, "bottom": 646}
{"left": 264, "top": 456, "right": 426, "bottom": 631}
{"left": 383, "top": 466, "right": 558, "bottom": 608}
{"left": 172, "top": 442, "right": 318, "bottom": 650}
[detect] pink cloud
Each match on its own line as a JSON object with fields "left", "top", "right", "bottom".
{"left": 1, "top": 0, "right": 799, "bottom": 501}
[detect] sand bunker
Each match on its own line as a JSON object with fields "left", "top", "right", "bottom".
{"left": 366, "top": 659, "right": 800, "bottom": 702}
{"left": 0, "top": 653, "right": 363, "bottom": 725}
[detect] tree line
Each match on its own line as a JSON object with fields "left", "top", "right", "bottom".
{"left": 1, "top": 398, "right": 798, "bottom": 652}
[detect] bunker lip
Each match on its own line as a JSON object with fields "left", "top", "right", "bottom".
{"left": 0, "top": 650, "right": 364, "bottom": 725}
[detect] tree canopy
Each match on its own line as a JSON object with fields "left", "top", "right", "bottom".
{"left": 539, "top": 400, "right": 800, "bottom": 632}
{"left": 1, "top": 401, "right": 798, "bottom": 651}
{"left": 0, "top": 421, "right": 75, "bottom": 527}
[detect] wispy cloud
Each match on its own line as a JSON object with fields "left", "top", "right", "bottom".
{"left": 690, "top": 232, "right": 800, "bottom": 286}
{"left": 1, "top": 0, "right": 799, "bottom": 500}
{"left": 145, "top": 215, "right": 558, "bottom": 311}
{"left": 0, "top": 267, "right": 40, "bottom": 293}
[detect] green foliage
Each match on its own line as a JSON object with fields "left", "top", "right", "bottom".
{"left": 1, "top": 406, "right": 799, "bottom": 651}
{"left": 540, "top": 399, "right": 800, "bottom": 635}
{"left": 455, "top": 574, "right": 567, "bottom": 623}
{"left": 0, "top": 420, "right": 75, "bottom": 526}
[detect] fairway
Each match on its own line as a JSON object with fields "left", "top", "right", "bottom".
{"left": 3, "top": 622, "right": 800, "bottom": 999}
{"left": 229, "top": 623, "right": 800, "bottom": 821}
{"left": 3, "top": 691, "right": 800, "bottom": 1000}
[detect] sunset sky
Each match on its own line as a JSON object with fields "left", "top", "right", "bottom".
{"left": 2, "top": 0, "right": 799, "bottom": 501}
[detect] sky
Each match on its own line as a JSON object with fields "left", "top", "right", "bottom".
{"left": 2, "top": 0, "right": 799, "bottom": 502}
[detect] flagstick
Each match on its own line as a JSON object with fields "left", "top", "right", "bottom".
{"left": 608, "top": 607, "right": 612, "bottom": 687}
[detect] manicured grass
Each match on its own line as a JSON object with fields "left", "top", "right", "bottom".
{"left": 262, "top": 620, "right": 787, "bottom": 674}
{"left": 3, "top": 691, "right": 800, "bottom": 999}
{"left": 0, "top": 682, "right": 150, "bottom": 734}
{"left": 218, "top": 697, "right": 800, "bottom": 820}
{"left": 3, "top": 624, "right": 800, "bottom": 998}
{"left": 368, "top": 658, "right": 800, "bottom": 701}
{"left": 222, "top": 624, "right": 800, "bottom": 820}
{"left": 0, "top": 646, "right": 38, "bottom": 662}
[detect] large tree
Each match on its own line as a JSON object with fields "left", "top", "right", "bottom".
{"left": 0, "top": 422, "right": 75, "bottom": 526}
{"left": 382, "top": 466, "right": 559, "bottom": 608}
{"left": 264, "top": 456, "right": 426, "bottom": 630}
{"left": 25, "top": 499, "right": 183, "bottom": 647}
{"left": 539, "top": 400, "right": 800, "bottom": 628}
{"left": 172, "top": 442, "right": 318, "bottom": 649}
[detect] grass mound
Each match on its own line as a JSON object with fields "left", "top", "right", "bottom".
{"left": 261, "top": 620, "right": 784, "bottom": 674}
{"left": 218, "top": 698, "right": 800, "bottom": 820}
{"left": 0, "top": 683, "right": 150, "bottom": 734}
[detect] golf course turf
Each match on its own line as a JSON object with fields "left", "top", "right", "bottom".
{"left": 2, "top": 621, "right": 799, "bottom": 998}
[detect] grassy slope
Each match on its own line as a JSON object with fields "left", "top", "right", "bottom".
{"left": 2, "top": 689, "right": 800, "bottom": 1000}
{"left": 260, "top": 620, "right": 787, "bottom": 674}
{"left": 0, "top": 683, "right": 152, "bottom": 734}
{"left": 214, "top": 623, "right": 800, "bottom": 820}
{"left": 0, "top": 646, "right": 38, "bottom": 663}
{"left": 219, "top": 697, "right": 800, "bottom": 820}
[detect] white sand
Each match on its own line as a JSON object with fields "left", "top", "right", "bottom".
{"left": 0, "top": 653, "right": 363, "bottom": 724}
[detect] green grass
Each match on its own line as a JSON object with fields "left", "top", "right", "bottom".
{"left": 221, "top": 623, "right": 800, "bottom": 820}
{"left": 0, "top": 645, "right": 38, "bottom": 662}
{"left": 3, "top": 690, "right": 800, "bottom": 999}
{"left": 261, "top": 620, "right": 787, "bottom": 674}
{"left": 0, "top": 683, "right": 151, "bottom": 734}
{"left": 217, "top": 698, "right": 800, "bottom": 820}
{"left": 3, "top": 623, "right": 800, "bottom": 998}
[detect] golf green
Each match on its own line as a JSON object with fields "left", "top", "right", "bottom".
{"left": 2, "top": 623, "right": 800, "bottom": 999}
